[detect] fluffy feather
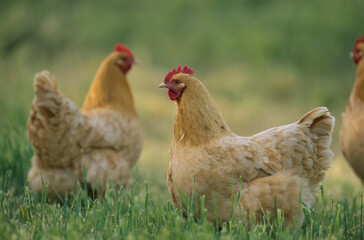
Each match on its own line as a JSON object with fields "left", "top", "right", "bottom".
{"left": 27, "top": 46, "right": 142, "bottom": 200}
{"left": 162, "top": 71, "right": 334, "bottom": 224}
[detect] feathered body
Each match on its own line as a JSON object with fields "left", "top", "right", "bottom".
{"left": 160, "top": 67, "right": 334, "bottom": 224}
{"left": 27, "top": 44, "right": 142, "bottom": 199}
{"left": 340, "top": 37, "right": 364, "bottom": 183}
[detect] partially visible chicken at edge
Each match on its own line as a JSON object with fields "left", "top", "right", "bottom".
{"left": 340, "top": 36, "right": 364, "bottom": 184}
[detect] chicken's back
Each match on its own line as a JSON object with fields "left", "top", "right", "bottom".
{"left": 27, "top": 71, "right": 86, "bottom": 169}
{"left": 169, "top": 115, "right": 332, "bottom": 201}
{"left": 168, "top": 107, "right": 334, "bottom": 224}
{"left": 27, "top": 71, "right": 142, "bottom": 200}
{"left": 251, "top": 107, "right": 334, "bottom": 187}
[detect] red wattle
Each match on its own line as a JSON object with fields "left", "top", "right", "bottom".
{"left": 168, "top": 89, "right": 179, "bottom": 101}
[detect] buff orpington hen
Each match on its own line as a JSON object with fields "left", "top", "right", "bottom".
{"left": 159, "top": 65, "right": 335, "bottom": 225}
{"left": 27, "top": 44, "right": 143, "bottom": 200}
{"left": 340, "top": 35, "right": 364, "bottom": 184}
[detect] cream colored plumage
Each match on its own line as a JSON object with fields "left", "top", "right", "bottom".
{"left": 161, "top": 69, "right": 335, "bottom": 224}
{"left": 27, "top": 45, "right": 142, "bottom": 200}
{"left": 340, "top": 38, "right": 364, "bottom": 183}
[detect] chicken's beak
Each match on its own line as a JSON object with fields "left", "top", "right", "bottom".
{"left": 350, "top": 51, "right": 354, "bottom": 59}
{"left": 159, "top": 83, "right": 168, "bottom": 88}
{"left": 133, "top": 59, "right": 141, "bottom": 65}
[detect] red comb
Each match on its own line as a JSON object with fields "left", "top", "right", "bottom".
{"left": 352, "top": 35, "right": 364, "bottom": 65}
{"left": 354, "top": 36, "right": 364, "bottom": 46}
{"left": 114, "top": 43, "right": 134, "bottom": 59}
{"left": 164, "top": 65, "right": 194, "bottom": 83}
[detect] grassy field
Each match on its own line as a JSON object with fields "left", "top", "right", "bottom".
{"left": 1, "top": 0, "right": 364, "bottom": 239}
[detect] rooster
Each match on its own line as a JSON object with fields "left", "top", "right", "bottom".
{"left": 340, "top": 35, "right": 364, "bottom": 184}
{"left": 159, "top": 65, "right": 335, "bottom": 224}
{"left": 27, "top": 44, "right": 143, "bottom": 200}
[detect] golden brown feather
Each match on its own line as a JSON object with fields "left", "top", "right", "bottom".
{"left": 27, "top": 46, "right": 142, "bottom": 200}
{"left": 161, "top": 71, "right": 334, "bottom": 225}
{"left": 340, "top": 41, "right": 364, "bottom": 183}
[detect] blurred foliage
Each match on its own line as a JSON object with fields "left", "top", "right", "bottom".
{"left": 1, "top": 0, "right": 362, "bottom": 108}
{"left": 0, "top": 0, "right": 362, "bottom": 68}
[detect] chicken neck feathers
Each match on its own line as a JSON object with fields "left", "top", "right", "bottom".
{"left": 82, "top": 57, "right": 137, "bottom": 117}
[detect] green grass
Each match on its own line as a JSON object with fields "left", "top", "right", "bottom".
{"left": 1, "top": 135, "right": 364, "bottom": 240}
{"left": 1, "top": 0, "right": 364, "bottom": 239}
{"left": 1, "top": 127, "right": 363, "bottom": 240}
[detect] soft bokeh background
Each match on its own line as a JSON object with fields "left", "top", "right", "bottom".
{"left": 1, "top": 0, "right": 363, "bottom": 199}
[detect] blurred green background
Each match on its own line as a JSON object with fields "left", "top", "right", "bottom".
{"left": 1, "top": 0, "right": 363, "bottom": 198}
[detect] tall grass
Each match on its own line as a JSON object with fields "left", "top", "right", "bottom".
{"left": 1, "top": 162, "right": 363, "bottom": 239}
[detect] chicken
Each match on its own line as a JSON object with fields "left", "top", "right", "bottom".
{"left": 340, "top": 36, "right": 364, "bottom": 184}
{"left": 27, "top": 44, "right": 143, "bottom": 200}
{"left": 159, "top": 65, "right": 335, "bottom": 224}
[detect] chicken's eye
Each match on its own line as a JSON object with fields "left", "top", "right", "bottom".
{"left": 174, "top": 80, "right": 179, "bottom": 84}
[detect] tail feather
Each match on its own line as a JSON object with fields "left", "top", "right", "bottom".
{"left": 33, "top": 71, "right": 59, "bottom": 117}
{"left": 27, "top": 70, "right": 84, "bottom": 169}
{"left": 298, "top": 107, "right": 335, "bottom": 184}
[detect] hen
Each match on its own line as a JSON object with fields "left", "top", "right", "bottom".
{"left": 159, "top": 65, "right": 335, "bottom": 224}
{"left": 27, "top": 44, "right": 143, "bottom": 200}
{"left": 340, "top": 35, "right": 364, "bottom": 183}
